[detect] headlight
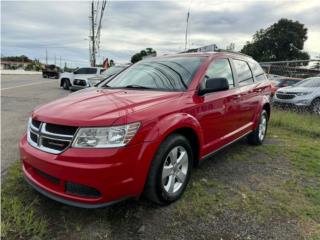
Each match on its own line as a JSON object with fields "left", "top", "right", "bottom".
{"left": 72, "top": 122, "right": 140, "bottom": 148}
{"left": 296, "top": 92, "right": 311, "bottom": 96}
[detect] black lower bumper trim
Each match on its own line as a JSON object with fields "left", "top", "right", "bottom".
{"left": 24, "top": 175, "right": 130, "bottom": 209}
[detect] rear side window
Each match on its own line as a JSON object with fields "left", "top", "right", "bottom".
{"left": 233, "top": 59, "right": 254, "bottom": 86}
{"left": 203, "top": 59, "right": 235, "bottom": 88}
{"left": 248, "top": 61, "right": 266, "bottom": 82}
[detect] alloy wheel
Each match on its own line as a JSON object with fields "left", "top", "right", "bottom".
{"left": 161, "top": 146, "right": 189, "bottom": 194}
{"left": 258, "top": 114, "right": 267, "bottom": 141}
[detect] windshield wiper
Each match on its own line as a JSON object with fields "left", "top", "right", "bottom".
{"left": 122, "top": 84, "right": 153, "bottom": 89}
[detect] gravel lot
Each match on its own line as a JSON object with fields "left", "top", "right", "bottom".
{"left": 1, "top": 74, "right": 68, "bottom": 173}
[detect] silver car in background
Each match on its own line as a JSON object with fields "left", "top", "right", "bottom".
{"left": 273, "top": 77, "right": 320, "bottom": 114}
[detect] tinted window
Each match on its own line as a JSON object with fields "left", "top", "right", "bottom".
{"left": 106, "top": 57, "right": 205, "bottom": 91}
{"left": 83, "top": 68, "right": 97, "bottom": 74}
{"left": 73, "top": 68, "right": 82, "bottom": 74}
{"left": 276, "top": 79, "right": 300, "bottom": 87}
{"left": 249, "top": 61, "right": 266, "bottom": 82}
{"left": 203, "top": 59, "right": 234, "bottom": 88}
{"left": 233, "top": 59, "right": 254, "bottom": 86}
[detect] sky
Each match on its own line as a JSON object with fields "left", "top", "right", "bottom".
{"left": 1, "top": 0, "right": 320, "bottom": 67}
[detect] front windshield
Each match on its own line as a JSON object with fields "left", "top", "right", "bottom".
{"left": 102, "top": 56, "right": 205, "bottom": 91}
{"left": 293, "top": 77, "right": 320, "bottom": 87}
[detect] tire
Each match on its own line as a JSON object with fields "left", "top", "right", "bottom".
{"left": 247, "top": 109, "right": 268, "bottom": 145}
{"left": 144, "top": 134, "right": 193, "bottom": 205}
{"left": 311, "top": 98, "right": 320, "bottom": 115}
{"left": 62, "top": 79, "right": 70, "bottom": 90}
{"left": 43, "top": 74, "right": 47, "bottom": 78}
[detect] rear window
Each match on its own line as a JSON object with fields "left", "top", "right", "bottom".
{"left": 233, "top": 59, "right": 254, "bottom": 86}
{"left": 248, "top": 61, "right": 266, "bottom": 82}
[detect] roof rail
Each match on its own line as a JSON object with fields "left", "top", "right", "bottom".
{"left": 215, "top": 49, "right": 252, "bottom": 57}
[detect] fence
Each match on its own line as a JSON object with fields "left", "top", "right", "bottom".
{"left": 259, "top": 59, "right": 320, "bottom": 114}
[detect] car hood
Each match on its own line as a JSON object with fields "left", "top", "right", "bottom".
{"left": 277, "top": 86, "right": 315, "bottom": 93}
{"left": 60, "top": 72, "right": 73, "bottom": 78}
{"left": 32, "top": 88, "right": 182, "bottom": 126}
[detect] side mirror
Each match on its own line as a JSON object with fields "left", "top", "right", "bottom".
{"left": 199, "top": 77, "right": 229, "bottom": 95}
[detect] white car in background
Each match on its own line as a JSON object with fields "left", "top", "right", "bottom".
{"left": 273, "top": 77, "right": 320, "bottom": 114}
{"left": 69, "top": 65, "right": 130, "bottom": 91}
{"left": 59, "top": 67, "right": 106, "bottom": 90}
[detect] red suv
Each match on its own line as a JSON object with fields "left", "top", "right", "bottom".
{"left": 20, "top": 52, "right": 271, "bottom": 208}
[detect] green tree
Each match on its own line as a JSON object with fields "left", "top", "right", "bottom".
{"left": 241, "top": 19, "right": 310, "bottom": 61}
{"left": 131, "top": 48, "right": 157, "bottom": 63}
{"left": 1, "top": 55, "right": 32, "bottom": 62}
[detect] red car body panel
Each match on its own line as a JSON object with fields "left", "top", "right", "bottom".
{"left": 20, "top": 52, "right": 271, "bottom": 207}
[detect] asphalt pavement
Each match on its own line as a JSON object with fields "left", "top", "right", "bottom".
{"left": 1, "top": 74, "right": 69, "bottom": 173}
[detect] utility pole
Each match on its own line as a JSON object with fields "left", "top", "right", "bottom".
{"left": 60, "top": 56, "right": 62, "bottom": 68}
{"left": 91, "top": 0, "right": 96, "bottom": 67}
{"left": 184, "top": 10, "right": 190, "bottom": 51}
{"left": 45, "top": 48, "right": 48, "bottom": 65}
{"left": 89, "top": 0, "right": 107, "bottom": 67}
{"left": 54, "top": 55, "right": 56, "bottom": 65}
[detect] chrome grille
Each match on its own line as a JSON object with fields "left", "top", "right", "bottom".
{"left": 27, "top": 118, "right": 78, "bottom": 154}
{"left": 276, "top": 93, "right": 296, "bottom": 99}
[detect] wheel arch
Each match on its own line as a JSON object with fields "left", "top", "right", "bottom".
{"left": 60, "top": 78, "right": 70, "bottom": 87}
{"left": 262, "top": 102, "right": 271, "bottom": 120}
{"left": 144, "top": 113, "right": 204, "bottom": 166}
{"left": 253, "top": 96, "right": 271, "bottom": 128}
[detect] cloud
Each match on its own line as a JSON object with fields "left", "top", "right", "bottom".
{"left": 1, "top": 0, "right": 320, "bottom": 67}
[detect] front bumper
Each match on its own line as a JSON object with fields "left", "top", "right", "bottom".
{"left": 20, "top": 134, "right": 157, "bottom": 208}
{"left": 273, "top": 95, "right": 312, "bottom": 107}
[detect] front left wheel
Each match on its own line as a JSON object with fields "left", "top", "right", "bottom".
{"left": 62, "top": 79, "right": 70, "bottom": 90}
{"left": 144, "top": 134, "right": 193, "bottom": 205}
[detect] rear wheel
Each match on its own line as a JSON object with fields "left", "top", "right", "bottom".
{"left": 311, "top": 98, "right": 320, "bottom": 115}
{"left": 247, "top": 109, "right": 268, "bottom": 145}
{"left": 144, "top": 134, "right": 193, "bottom": 205}
{"left": 62, "top": 79, "right": 70, "bottom": 90}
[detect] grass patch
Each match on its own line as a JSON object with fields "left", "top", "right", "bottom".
{"left": 1, "top": 162, "right": 48, "bottom": 239}
{"left": 270, "top": 109, "right": 320, "bottom": 137}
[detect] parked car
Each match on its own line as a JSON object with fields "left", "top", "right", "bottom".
{"left": 60, "top": 67, "right": 105, "bottom": 90}
{"left": 42, "top": 64, "right": 61, "bottom": 79}
{"left": 273, "top": 77, "right": 320, "bottom": 114}
{"left": 20, "top": 52, "right": 271, "bottom": 208}
{"left": 270, "top": 77, "right": 302, "bottom": 97}
{"left": 70, "top": 65, "right": 129, "bottom": 92}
